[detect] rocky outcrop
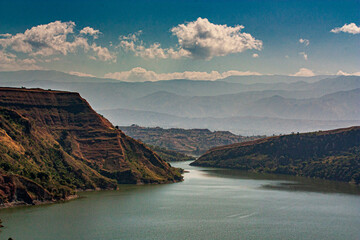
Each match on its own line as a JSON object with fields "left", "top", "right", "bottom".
{"left": 0, "top": 174, "right": 53, "bottom": 206}
{"left": 0, "top": 87, "right": 182, "bottom": 207}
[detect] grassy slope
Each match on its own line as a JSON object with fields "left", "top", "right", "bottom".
{"left": 192, "top": 127, "right": 360, "bottom": 184}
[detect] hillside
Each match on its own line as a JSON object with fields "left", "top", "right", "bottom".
{"left": 0, "top": 87, "right": 182, "bottom": 207}
{"left": 147, "top": 145, "right": 195, "bottom": 162}
{"left": 192, "top": 126, "right": 360, "bottom": 184}
{"left": 119, "top": 125, "right": 259, "bottom": 155}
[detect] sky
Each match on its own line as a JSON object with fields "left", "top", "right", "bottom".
{"left": 0, "top": 0, "right": 359, "bottom": 81}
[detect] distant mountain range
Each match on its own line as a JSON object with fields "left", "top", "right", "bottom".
{"left": 100, "top": 108, "right": 360, "bottom": 136}
{"left": 1, "top": 70, "right": 359, "bottom": 135}
{"left": 119, "top": 125, "right": 260, "bottom": 156}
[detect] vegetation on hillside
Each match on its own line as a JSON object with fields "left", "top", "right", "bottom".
{"left": 192, "top": 127, "right": 360, "bottom": 184}
{"left": 147, "top": 145, "right": 195, "bottom": 162}
{"left": 120, "top": 125, "right": 262, "bottom": 156}
{"left": 0, "top": 88, "right": 183, "bottom": 207}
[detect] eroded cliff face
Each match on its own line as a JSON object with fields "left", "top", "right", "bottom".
{"left": 0, "top": 87, "right": 182, "bottom": 207}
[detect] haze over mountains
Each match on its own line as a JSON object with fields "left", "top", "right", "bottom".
{"left": 1, "top": 70, "right": 359, "bottom": 135}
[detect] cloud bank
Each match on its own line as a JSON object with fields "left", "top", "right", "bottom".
{"left": 336, "top": 70, "right": 360, "bottom": 76}
{"left": 0, "top": 50, "right": 42, "bottom": 71}
{"left": 0, "top": 21, "right": 115, "bottom": 70}
{"left": 104, "top": 67, "right": 262, "bottom": 82}
{"left": 331, "top": 23, "right": 360, "bottom": 34}
{"left": 68, "top": 71, "right": 96, "bottom": 77}
{"left": 119, "top": 18, "right": 262, "bottom": 60}
{"left": 291, "top": 68, "right": 315, "bottom": 77}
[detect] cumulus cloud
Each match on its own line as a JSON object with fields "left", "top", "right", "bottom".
{"left": 0, "top": 33, "right": 12, "bottom": 38}
{"left": 331, "top": 23, "right": 360, "bottom": 34}
{"left": 252, "top": 53, "right": 259, "bottom": 58}
{"left": 0, "top": 21, "right": 115, "bottom": 63}
{"left": 80, "top": 27, "right": 101, "bottom": 38}
{"left": 171, "top": 17, "right": 262, "bottom": 60}
{"left": 336, "top": 70, "right": 360, "bottom": 76}
{"left": 291, "top": 68, "right": 315, "bottom": 77}
{"left": 104, "top": 67, "right": 262, "bottom": 82}
{"left": 68, "top": 71, "right": 96, "bottom": 77}
{"left": 119, "top": 18, "right": 262, "bottom": 60}
{"left": 119, "top": 31, "right": 189, "bottom": 59}
{"left": 299, "top": 52, "right": 308, "bottom": 60}
{"left": 90, "top": 43, "right": 116, "bottom": 62}
{"left": 299, "top": 38, "right": 309, "bottom": 46}
{"left": 0, "top": 21, "right": 85, "bottom": 56}
{"left": 0, "top": 50, "right": 42, "bottom": 71}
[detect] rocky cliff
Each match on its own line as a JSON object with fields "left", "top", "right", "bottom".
{"left": 0, "top": 87, "right": 182, "bottom": 207}
{"left": 192, "top": 126, "right": 360, "bottom": 184}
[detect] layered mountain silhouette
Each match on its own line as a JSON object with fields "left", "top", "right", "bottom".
{"left": 1, "top": 70, "right": 359, "bottom": 135}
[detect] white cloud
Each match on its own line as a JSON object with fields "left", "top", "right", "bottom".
{"left": 80, "top": 27, "right": 101, "bottom": 38}
{"left": 90, "top": 43, "right": 116, "bottom": 62}
{"left": 119, "top": 31, "right": 189, "bottom": 60}
{"left": 336, "top": 70, "right": 360, "bottom": 76}
{"left": 0, "top": 33, "right": 12, "bottom": 38}
{"left": 0, "top": 21, "right": 83, "bottom": 56}
{"left": 44, "top": 57, "right": 61, "bottom": 63}
{"left": 299, "top": 38, "right": 309, "bottom": 46}
{"left": 0, "top": 50, "right": 42, "bottom": 71}
{"left": 0, "top": 21, "right": 115, "bottom": 63}
{"left": 119, "top": 18, "right": 262, "bottom": 60}
{"left": 299, "top": 52, "right": 308, "bottom": 60}
{"left": 171, "top": 17, "right": 262, "bottom": 60}
{"left": 104, "top": 67, "right": 262, "bottom": 82}
{"left": 68, "top": 71, "right": 96, "bottom": 77}
{"left": 331, "top": 23, "right": 360, "bottom": 34}
{"left": 252, "top": 53, "right": 259, "bottom": 58}
{"left": 291, "top": 68, "right": 315, "bottom": 77}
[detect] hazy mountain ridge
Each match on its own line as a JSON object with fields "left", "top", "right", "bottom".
{"left": 126, "top": 87, "right": 360, "bottom": 119}
{"left": 99, "top": 108, "right": 360, "bottom": 136}
{"left": 1, "top": 70, "right": 359, "bottom": 135}
{"left": 119, "top": 125, "right": 256, "bottom": 156}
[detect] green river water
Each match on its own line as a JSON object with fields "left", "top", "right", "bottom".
{"left": 0, "top": 161, "right": 359, "bottom": 240}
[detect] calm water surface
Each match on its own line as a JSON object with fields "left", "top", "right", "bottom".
{"left": 1, "top": 161, "right": 359, "bottom": 240}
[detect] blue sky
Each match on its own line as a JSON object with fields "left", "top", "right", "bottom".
{"left": 0, "top": 0, "right": 359, "bottom": 81}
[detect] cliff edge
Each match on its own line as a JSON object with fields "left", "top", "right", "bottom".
{"left": 0, "top": 87, "right": 182, "bottom": 207}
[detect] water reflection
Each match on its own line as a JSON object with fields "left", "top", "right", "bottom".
{"left": 177, "top": 161, "right": 360, "bottom": 195}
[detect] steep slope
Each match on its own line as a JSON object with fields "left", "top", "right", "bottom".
{"left": 192, "top": 126, "right": 360, "bottom": 184}
{"left": 0, "top": 87, "right": 182, "bottom": 207}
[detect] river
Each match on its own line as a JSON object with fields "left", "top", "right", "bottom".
{"left": 1, "top": 161, "right": 359, "bottom": 240}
